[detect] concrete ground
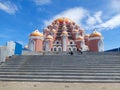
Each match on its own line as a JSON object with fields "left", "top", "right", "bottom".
{"left": 0, "top": 81, "right": 120, "bottom": 90}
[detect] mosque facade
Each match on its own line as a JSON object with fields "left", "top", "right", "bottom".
{"left": 28, "top": 18, "right": 104, "bottom": 52}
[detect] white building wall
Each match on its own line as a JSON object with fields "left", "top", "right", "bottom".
{"left": 6, "top": 41, "right": 15, "bottom": 56}
{"left": 0, "top": 46, "right": 8, "bottom": 63}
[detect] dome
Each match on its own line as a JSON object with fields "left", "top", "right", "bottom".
{"left": 84, "top": 34, "right": 90, "bottom": 39}
{"left": 80, "top": 28, "right": 84, "bottom": 31}
{"left": 75, "top": 25, "right": 80, "bottom": 29}
{"left": 54, "top": 17, "right": 73, "bottom": 24}
{"left": 73, "top": 29, "right": 79, "bottom": 33}
{"left": 30, "top": 30, "right": 43, "bottom": 37}
{"left": 90, "top": 30, "right": 102, "bottom": 37}
{"left": 44, "top": 28, "right": 49, "bottom": 31}
{"left": 62, "top": 31, "right": 68, "bottom": 35}
{"left": 46, "top": 35, "right": 53, "bottom": 39}
{"left": 79, "top": 28, "right": 84, "bottom": 32}
{"left": 51, "top": 29, "right": 56, "bottom": 33}
{"left": 85, "top": 34, "right": 90, "bottom": 37}
{"left": 62, "top": 25, "right": 67, "bottom": 29}
{"left": 76, "top": 36, "right": 84, "bottom": 41}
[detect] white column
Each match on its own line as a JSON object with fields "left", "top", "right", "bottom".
{"left": 75, "top": 33, "right": 79, "bottom": 39}
{"left": 62, "top": 35, "right": 67, "bottom": 51}
{"left": 45, "top": 41, "right": 49, "bottom": 51}
{"left": 98, "top": 39, "right": 104, "bottom": 52}
{"left": 28, "top": 40, "right": 35, "bottom": 51}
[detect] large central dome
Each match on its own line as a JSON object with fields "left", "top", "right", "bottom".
{"left": 53, "top": 17, "right": 74, "bottom": 24}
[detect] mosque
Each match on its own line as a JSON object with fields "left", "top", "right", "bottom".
{"left": 28, "top": 18, "right": 104, "bottom": 52}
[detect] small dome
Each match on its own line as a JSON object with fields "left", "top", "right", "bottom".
{"left": 46, "top": 35, "right": 53, "bottom": 39}
{"left": 44, "top": 28, "right": 49, "bottom": 31}
{"left": 79, "top": 28, "right": 84, "bottom": 32}
{"left": 62, "top": 31, "right": 68, "bottom": 35}
{"left": 73, "top": 29, "right": 79, "bottom": 33}
{"left": 90, "top": 30, "right": 102, "bottom": 37}
{"left": 75, "top": 25, "right": 80, "bottom": 29}
{"left": 76, "top": 36, "right": 84, "bottom": 41}
{"left": 30, "top": 30, "right": 43, "bottom": 37}
{"left": 62, "top": 26, "right": 67, "bottom": 30}
{"left": 51, "top": 29, "right": 56, "bottom": 33}
{"left": 84, "top": 34, "right": 90, "bottom": 39}
{"left": 85, "top": 34, "right": 90, "bottom": 37}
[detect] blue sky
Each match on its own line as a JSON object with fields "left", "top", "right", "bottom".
{"left": 0, "top": 0, "right": 120, "bottom": 50}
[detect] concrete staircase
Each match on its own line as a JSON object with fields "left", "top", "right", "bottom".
{"left": 0, "top": 52, "right": 120, "bottom": 82}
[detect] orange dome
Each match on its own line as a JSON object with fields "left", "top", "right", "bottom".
{"left": 54, "top": 17, "right": 73, "bottom": 24}
{"left": 46, "top": 35, "right": 53, "bottom": 39}
{"left": 62, "top": 31, "right": 68, "bottom": 35}
{"left": 90, "top": 31, "right": 102, "bottom": 37}
{"left": 30, "top": 30, "right": 43, "bottom": 37}
{"left": 76, "top": 36, "right": 84, "bottom": 41}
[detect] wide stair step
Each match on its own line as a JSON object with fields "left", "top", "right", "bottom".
{"left": 0, "top": 52, "right": 120, "bottom": 82}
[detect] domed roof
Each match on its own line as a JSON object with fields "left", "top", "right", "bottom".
{"left": 46, "top": 35, "right": 53, "bottom": 39}
{"left": 76, "top": 36, "right": 84, "bottom": 41}
{"left": 62, "top": 31, "right": 68, "bottom": 35}
{"left": 54, "top": 17, "right": 73, "bottom": 23}
{"left": 73, "top": 29, "right": 79, "bottom": 33}
{"left": 90, "top": 30, "right": 102, "bottom": 37}
{"left": 85, "top": 34, "right": 90, "bottom": 37}
{"left": 51, "top": 29, "right": 56, "bottom": 33}
{"left": 79, "top": 28, "right": 84, "bottom": 32}
{"left": 44, "top": 28, "right": 49, "bottom": 31}
{"left": 30, "top": 30, "right": 43, "bottom": 37}
{"left": 84, "top": 34, "right": 90, "bottom": 39}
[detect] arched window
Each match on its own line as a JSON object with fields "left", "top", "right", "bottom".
{"left": 69, "top": 41, "right": 74, "bottom": 45}
{"left": 58, "top": 48, "right": 61, "bottom": 51}
{"left": 55, "top": 40, "right": 61, "bottom": 44}
{"left": 69, "top": 48, "right": 71, "bottom": 51}
{"left": 54, "top": 48, "right": 57, "bottom": 51}
{"left": 57, "top": 42, "right": 59, "bottom": 44}
{"left": 73, "top": 48, "right": 76, "bottom": 51}
{"left": 70, "top": 42, "right": 73, "bottom": 44}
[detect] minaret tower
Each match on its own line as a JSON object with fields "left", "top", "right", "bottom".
{"left": 44, "top": 35, "right": 53, "bottom": 51}
{"left": 28, "top": 30, "right": 44, "bottom": 52}
{"left": 61, "top": 31, "right": 68, "bottom": 51}
{"left": 76, "top": 36, "right": 84, "bottom": 50}
{"left": 89, "top": 30, "right": 104, "bottom": 52}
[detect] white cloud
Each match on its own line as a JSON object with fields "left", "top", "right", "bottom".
{"left": 94, "top": 11, "right": 103, "bottom": 23}
{"left": 86, "top": 16, "right": 96, "bottom": 26}
{"left": 44, "top": 7, "right": 88, "bottom": 26}
{"left": 111, "top": 0, "right": 120, "bottom": 13}
{"left": 86, "top": 11, "right": 103, "bottom": 26}
{"left": 97, "top": 14, "right": 120, "bottom": 29}
{"left": 0, "top": 1, "right": 18, "bottom": 14}
{"left": 33, "top": 0, "right": 51, "bottom": 5}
